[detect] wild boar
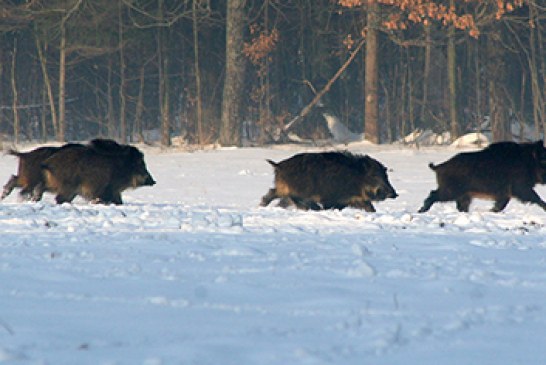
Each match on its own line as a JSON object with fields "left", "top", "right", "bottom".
{"left": 1, "top": 144, "right": 81, "bottom": 201}
{"left": 40, "top": 141, "right": 155, "bottom": 204}
{"left": 418, "top": 140, "right": 546, "bottom": 213}
{"left": 261, "top": 151, "right": 398, "bottom": 212}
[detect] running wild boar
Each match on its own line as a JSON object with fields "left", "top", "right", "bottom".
{"left": 1, "top": 144, "right": 83, "bottom": 201}
{"left": 418, "top": 140, "right": 546, "bottom": 213}
{"left": 40, "top": 140, "right": 155, "bottom": 204}
{"left": 261, "top": 151, "right": 398, "bottom": 212}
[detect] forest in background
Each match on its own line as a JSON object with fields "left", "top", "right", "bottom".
{"left": 0, "top": 0, "right": 544, "bottom": 146}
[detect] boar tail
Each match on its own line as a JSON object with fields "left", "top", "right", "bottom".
{"left": 428, "top": 163, "right": 437, "bottom": 170}
{"left": 266, "top": 159, "right": 278, "bottom": 168}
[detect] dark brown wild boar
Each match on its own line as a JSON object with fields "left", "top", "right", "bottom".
{"left": 418, "top": 140, "right": 546, "bottom": 213}
{"left": 40, "top": 140, "right": 155, "bottom": 204}
{"left": 1, "top": 144, "right": 81, "bottom": 201}
{"left": 261, "top": 151, "right": 398, "bottom": 212}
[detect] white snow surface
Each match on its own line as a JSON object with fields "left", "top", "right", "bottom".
{"left": 1, "top": 142, "right": 546, "bottom": 365}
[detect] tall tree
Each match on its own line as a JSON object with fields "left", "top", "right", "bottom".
{"left": 447, "top": 0, "right": 458, "bottom": 139}
{"left": 11, "top": 38, "right": 19, "bottom": 143}
{"left": 58, "top": 0, "right": 84, "bottom": 141}
{"left": 220, "top": 0, "right": 246, "bottom": 146}
{"left": 364, "top": 1, "right": 379, "bottom": 143}
{"left": 118, "top": 0, "right": 127, "bottom": 142}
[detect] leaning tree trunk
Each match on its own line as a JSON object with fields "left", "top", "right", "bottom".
{"left": 220, "top": 0, "right": 246, "bottom": 146}
{"left": 364, "top": 1, "right": 379, "bottom": 143}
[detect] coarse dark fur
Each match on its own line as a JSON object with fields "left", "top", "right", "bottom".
{"left": 261, "top": 151, "right": 398, "bottom": 212}
{"left": 418, "top": 140, "right": 546, "bottom": 213}
{"left": 40, "top": 141, "right": 155, "bottom": 205}
{"left": 1, "top": 145, "right": 80, "bottom": 201}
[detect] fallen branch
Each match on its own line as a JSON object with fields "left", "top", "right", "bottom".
{"left": 283, "top": 38, "right": 366, "bottom": 133}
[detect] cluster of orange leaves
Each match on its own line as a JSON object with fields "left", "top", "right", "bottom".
{"left": 243, "top": 25, "right": 280, "bottom": 66}
{"left": 338, "top": 0, "right": 524, "bottom": 38}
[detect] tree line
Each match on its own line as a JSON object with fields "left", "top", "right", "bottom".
{"left": 0, "top": 0, "right": 544, "bottom": 146}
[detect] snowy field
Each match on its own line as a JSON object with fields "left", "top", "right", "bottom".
{"left": 1, "top": 142, "right": 546, "bottom": 365}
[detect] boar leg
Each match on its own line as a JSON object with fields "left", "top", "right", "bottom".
{"left": 348, "top": 200, "right": 376, "bottom": 212}
{"left": 419, "top": 188, "right": 462, "bottom": 213}
{"left": 361, "top": 201, "right": 376, "bottom": 212}
{"left": 455, "top": 195, "right": 471, "bottom": 212}
{"left": 98, "top": 187, "right": 123, "bottom": 205}
{"left": 111, "top": 192, "right": 123, "bottom": 205}
{"left": 418, "top": 190, "right": 439, "bottom": 213}
{"left": 278, "top": 197, "right": 321, "bottom": 210}
{"left": 322, "top": 202, "right": 348, "bottom": 210}
{"left": 491, "top": 197, "right": 510, "bottom": 212}
{"left": 31, "top": 182, "right": 46, "bottom": 202}
{"left": 1, "top": 175, "right": 19, "bottom": 200}
{"left": 260, "top": 188, "right": 278, "bottom": 207}
{"left": 277, "top": 197, "right": 294, "bottom": 208}
{"left": 55, "top": 192, "right": 77, "bottom": 204}
{"left": 512, "top": 188, "right": 546, "bottom": 211}
{"left": 290, "top": 197, "right": 321, "bottom": 211}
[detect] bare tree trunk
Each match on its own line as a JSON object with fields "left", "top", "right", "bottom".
{"left": 474, "top": 40, "right": 483, "bottom": 142}
{"left": 118, "top": 1, "right": 127, "bottom": 142}
{"left": 57, "top": 0, "right": 82, "bottom": 142}
{"left": 220, "top": 0, "right": 246, "bottom": 146}
{"left": 391, "top": 65, "right": 399, "bottom": 139}
{"left": 135, "top": 64, "right": 145, "bottom": 143}
{"left": 0, "top": 47, "right": 3, "bottom": 136}
{"left": 58, "top": 21, "right": 66, "bottom": 141}
{"left": 421, "top": 24, "right": 431, "bottom": 125}
{"left": 56, "top": 23, "right": 70, "bottom": 141}
{"left": 400, "top": 63, "right": 407, "bottom": 139}
{"left": 380, "top": 79, "right": 391, "bottom": 142}
{"left": 11, "top": 39, "right": 19, "bottom": 144}
{"left": 41, "top": 80, "right": 47, "bottom": 142}
{"left": 35, "top": 34, "right": 58, "bottom": 138}
{"left": 364, "top": 1, "right": 379, "bottom": 143}
{"left": 262, "top": 0, "right": 271, "bottom": 140}
{"left": 158, "top": 0, "right": 171, "bottom": 147}
{"left": 408, "top": 49, "right": 415, "bottom": 133}
{"left": 162, "top": 55, "right": 170, "bottom": 146}
{"left": 193, "top": 0, "right": 204, "bottom": 145}
{"left": 488, "top": 31, "right": 509, "bottom": 142}
{"left": 537, "top": 4, "right": 546, "bottom": 136}
{"left": 528, "top": 3, "right": 544, "bottom": 138}
{"left": 107, "top": 56, "right": 115, "bottom": 138}
{"left": 447, "top": 4, "right": 459, "bottom": 140}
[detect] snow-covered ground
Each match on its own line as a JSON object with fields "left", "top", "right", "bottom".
{"left": 1, "top": 142, "right": 546, "bottom": 365}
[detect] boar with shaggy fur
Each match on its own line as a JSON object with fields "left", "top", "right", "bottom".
{"left": 418, "top": 141, "right": 546, "bottom": 213}
{"left": 261, "top": 151, "right": 398, "bottom": 212}
{"left": 1, "top": 144, "right": 83, "bottom": 201}
{"left": 40, "top": 141, "right": 155, "bottom": 204}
